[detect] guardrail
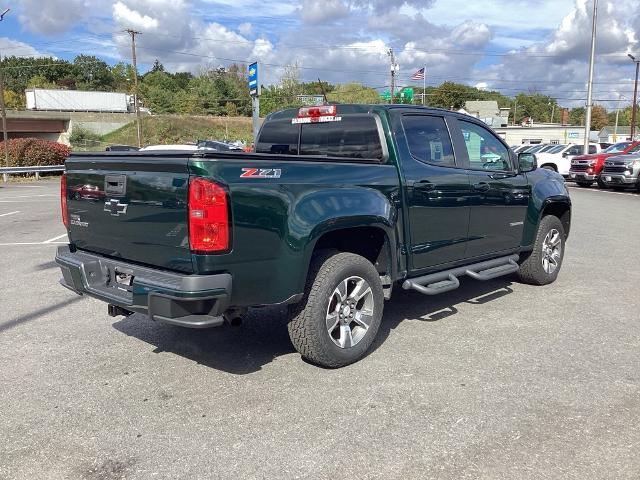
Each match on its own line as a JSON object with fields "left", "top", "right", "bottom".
{"left": 1, "top": 165, "right": 65, "bottom": 180}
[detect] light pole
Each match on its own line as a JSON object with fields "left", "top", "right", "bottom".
{"left": 614, "top": 93, "right": 627, "bottom": 142}
{"left": 549, "top": 101, "right": 556, "bottom": 123}
{"left": 628, "top": 54, "right": 639, "bottom": 140}
{"left": 0, "top": 8, "right": 10, "bottom": 183}
{"left": 583, "top": 0, "right": 598, "bottom": 155}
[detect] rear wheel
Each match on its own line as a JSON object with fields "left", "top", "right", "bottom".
{"left": 541, "top": 164, "right": 557, "bottom": 172}
{"left": 518, "top": 215, "right": 565, "bottom": 286}
{"left": 287, "top": 252, "right": 384, "bottom": 368}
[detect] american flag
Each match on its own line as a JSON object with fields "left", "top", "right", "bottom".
{"left": 411, "top": 67, "right": 425, "bottom": 80}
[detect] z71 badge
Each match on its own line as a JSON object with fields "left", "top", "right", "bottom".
{"left": 240, "top": 168, "right": 282, "bottom": 179}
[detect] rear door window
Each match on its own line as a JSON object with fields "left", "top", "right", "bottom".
{"left": 299, "top": 115, "right": 384, "bottom": 160}
{"left": 255, "top": 120, "right": 299, "bottom": 155}
{"left": 401, "top": 115, "right": 456, "bottom": 167}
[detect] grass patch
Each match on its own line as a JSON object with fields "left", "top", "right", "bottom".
{"left": 102, "top": 115, "right": 254, "bottom": 148}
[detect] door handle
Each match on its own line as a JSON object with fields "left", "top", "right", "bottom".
{"left": 473, "top": 182, "right": 490, "bottom": 192}
{"left": 414, "top": 181, "right": 435, "bottom": 191}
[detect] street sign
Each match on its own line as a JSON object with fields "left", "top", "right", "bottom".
{"left": 248, "top": 62, "right": 260, "bottom": 96}
{"left": 568, "top": 132, "right": 579, "bottom": 138}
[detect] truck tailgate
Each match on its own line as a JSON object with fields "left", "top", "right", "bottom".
{"left": 65, "top": 154, "right": 193, "bottom": 273}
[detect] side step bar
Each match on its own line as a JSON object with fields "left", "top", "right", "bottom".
{"left": 402, "top": 254, "right": 520, "bottom": 296}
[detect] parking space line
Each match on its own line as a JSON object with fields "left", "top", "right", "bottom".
{"left": 0, "top": 194, "right": 57, "bottom": 199}
{"left": 0, "top": 211, "right": 19, "bottom": 217}
{"left": 43, "top": 234, "right": 68, "bottom": 244}
{"left": 566, "top": 185, "right": 639, "bottom": 198}
{"left": 0, "top": 242, "right": 67, "bottom": 246}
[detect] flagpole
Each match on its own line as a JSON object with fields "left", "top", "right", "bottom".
{"left": 423, "top": 65, "right": 426, "bottom": 105}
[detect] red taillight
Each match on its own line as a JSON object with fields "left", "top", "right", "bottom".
{"left": 188, "top": 177, "right": 229, "bottom": 253}
{"left": 297, "top": 105, "right": 337, "bottom": 118}
{"left": 61, "top": 174, "right": 69, "bottom": 229}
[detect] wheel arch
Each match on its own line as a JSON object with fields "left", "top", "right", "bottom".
{"left": 299, "top": 220, "right": 398, "bottom": 293}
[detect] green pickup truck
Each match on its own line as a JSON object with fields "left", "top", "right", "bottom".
{"left": 56, "top": 104, "right": 571, "bottom": 367}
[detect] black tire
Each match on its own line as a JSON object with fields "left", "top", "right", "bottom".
{"left": 287, "top": 252, "right": 384, "bottom": 368}
{"left": 575, "top": 181, "right": 593, "bottom": 187}
{"left": 596, "top": 176, "right": 608, "bottom": 189}
{"left": 518, "top": 215, "right": 566, "bottom": 286}
{"left": 541, "top": 165, "right": 557, "bottom": 172}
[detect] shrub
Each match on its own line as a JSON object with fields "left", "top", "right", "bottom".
{"left": 0, "top": 138, "right": 71, "bottom": 167}
{"left": 69, "top": 127, "right": 102, "bottom": 148}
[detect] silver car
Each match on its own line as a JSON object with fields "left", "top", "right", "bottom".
{"left": 600, "top": 153, "right": 640, "bottom": 191}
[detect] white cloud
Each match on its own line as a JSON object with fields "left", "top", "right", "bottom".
{"left": 113, "top": 2, "right": 159, "bottom": 30}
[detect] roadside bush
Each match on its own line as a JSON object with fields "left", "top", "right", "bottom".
{"left": 0, "top": 138, "right": 71, "bottom": 167}
{"left": 69, "top": 127, "right": 102, "bottom": 149}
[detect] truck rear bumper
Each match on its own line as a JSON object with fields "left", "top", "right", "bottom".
{"left": 55, "top": 246, "right": 232, "bottom": 328}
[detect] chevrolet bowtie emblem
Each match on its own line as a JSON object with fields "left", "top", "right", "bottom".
{"left": 104, "top": 199, "right": 128, "bottom": 216}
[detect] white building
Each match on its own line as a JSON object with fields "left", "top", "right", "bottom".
{"left": 492, "top": 124, "right": 591, "bottom": 146}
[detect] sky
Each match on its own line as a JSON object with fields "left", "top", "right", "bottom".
{"left": 2, "top": 0, "right": 640, "bottom": 107}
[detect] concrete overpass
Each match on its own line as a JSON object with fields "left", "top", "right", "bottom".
{"left": 4, "top": 111, "right": 136, "bottom": 145}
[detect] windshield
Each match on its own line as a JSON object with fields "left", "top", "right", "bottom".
{"left": 603, "top": 142, "right": 631, "bottom": 153}
{"left": 625, "top": 143, "right": 640, "bottom": 154}
{"left": 538, "top": 144, "right": 556, "bottom": 153}
{"left": 527, "top": 144, "right": 547, "bottom": 153}
{"left": 547, "top": 145, "right": 566, "bottom": 154}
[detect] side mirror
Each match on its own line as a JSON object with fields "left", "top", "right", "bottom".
{"left": 519, "top": 152, "right": 537, "bottom": 173}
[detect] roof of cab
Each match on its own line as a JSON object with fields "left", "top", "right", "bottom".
{"left": 266, "top": 103, "right": 470, "bottom": 121}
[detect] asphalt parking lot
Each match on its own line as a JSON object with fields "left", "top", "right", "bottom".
{"left": 1, "top": 179, "right": 639, "bottom": 480}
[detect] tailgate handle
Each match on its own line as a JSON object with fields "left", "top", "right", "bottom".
{"left": 105, "top": 175, "right": 127, "bottom": 196}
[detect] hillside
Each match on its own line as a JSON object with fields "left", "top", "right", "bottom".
{"left": 101, "top": 115, "right": 254, "bottom": 148}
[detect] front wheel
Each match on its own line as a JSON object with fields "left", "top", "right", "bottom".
{"left": 518, "top": 215, "right": 566, "bottom": 285}
{"left": 575, "top": 181, "right": 593, "bottom": 187}
{"left": 287, "top": 252, "right": 384, "bottom": 368}
{"left": 596, "top": 176, "right": 608, "bottom": 189}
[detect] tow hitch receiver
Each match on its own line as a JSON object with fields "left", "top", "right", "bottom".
{"left": 108, "top": 304, "right": 134, "bottom": 318}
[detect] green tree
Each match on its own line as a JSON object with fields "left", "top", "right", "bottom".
{"left": 327, "top": 83, "right": 380, "bottom": 104}
{"left": 72, "top": 55, "right": 115, "bottom": 91}
{"left": 569, "top": 107, "right": 585, "bottom": 126}
{"left": 590, "top": 104, "right": 609, "bottom": 131}
{"left": 111, "top": 62, "right": 135, "bottom": 92}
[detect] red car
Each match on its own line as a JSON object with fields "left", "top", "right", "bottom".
{"left": 569, "top": 141, "right": 640, "bottom": 187}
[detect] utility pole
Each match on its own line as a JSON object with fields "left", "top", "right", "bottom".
{"left": 583, "top": 0, "right": 598, "bottom": 154}
{"left": 125, "top": 29, "right": 143, "bottom": 148}
{"left": 512, "top": 99, "right": 517, "bottom": 126}
{"left": 628, "top": 54, "right": 640, "bottom": 140}
{"left": 0, "top": 51, "right": 9, "bottom": 183}
{"left": 387, "top": 49, "right": 398, "bottom": 104}
{"left": 0, "top": 8, "right": 10, "bottom": 183}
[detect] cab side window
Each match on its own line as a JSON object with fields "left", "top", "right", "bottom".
{"left": 588, "top": 145, "right": 597, "bottom": 154}
{"left": 401, "top": 115, "right": 456, "bottom": 167}
{"left": 458, "top": 120, "right": 512, "bottom": 171}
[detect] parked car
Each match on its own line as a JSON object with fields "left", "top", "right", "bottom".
{"left": 523, "top": 144, "right": 550, "bottom": 154}
{"left": 56, "top": 104, "right": 571, "bottom": 368}
{"left": 569, "top": 141, "right": 640, "bottom": 187}
{"left": 196, "top": 140, "right": 244, "bottom": 152}
{"left": 600, "top": 153, "right": 640, "bottom": 191}
{"left": 105, "top": 145, "right": 140, "bottom": 152}
{"left": 536, "top": 143, "right": 601, "bottom": 177}
{"left": 139, "top": 144, "right": 199, "bottom": 151}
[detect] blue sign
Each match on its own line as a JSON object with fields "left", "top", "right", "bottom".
{"left": 568, "top": 132, "right": 579, "bottom": 138}
{"left": 248, "top": 62, "right": 259, "bottom": 96}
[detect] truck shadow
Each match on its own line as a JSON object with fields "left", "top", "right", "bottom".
{"left": 112, "top": 276, "right": 515, "bottom": 375}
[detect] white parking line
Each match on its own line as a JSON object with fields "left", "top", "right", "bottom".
{"left": 0, "top": 194, "right": 57, "bottom": 199}
{"left": 566, "top": 185, "right": 639, "bottom": 197}
{"left": 0, "top": 211, "right": 19, "bottom": 217}
{"left": 0, "top": 242, "right": 67, "bottom": 246}
{"left": 43, "top": 234, "right": 68, "bottom": 244}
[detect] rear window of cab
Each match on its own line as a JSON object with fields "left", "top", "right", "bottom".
{"left": 256, "top": 114, "right": 384, "bottom": 161}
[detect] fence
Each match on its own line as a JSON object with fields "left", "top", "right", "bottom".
{"left": 1, "top": 165, "right": 65, "bottom": 181}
